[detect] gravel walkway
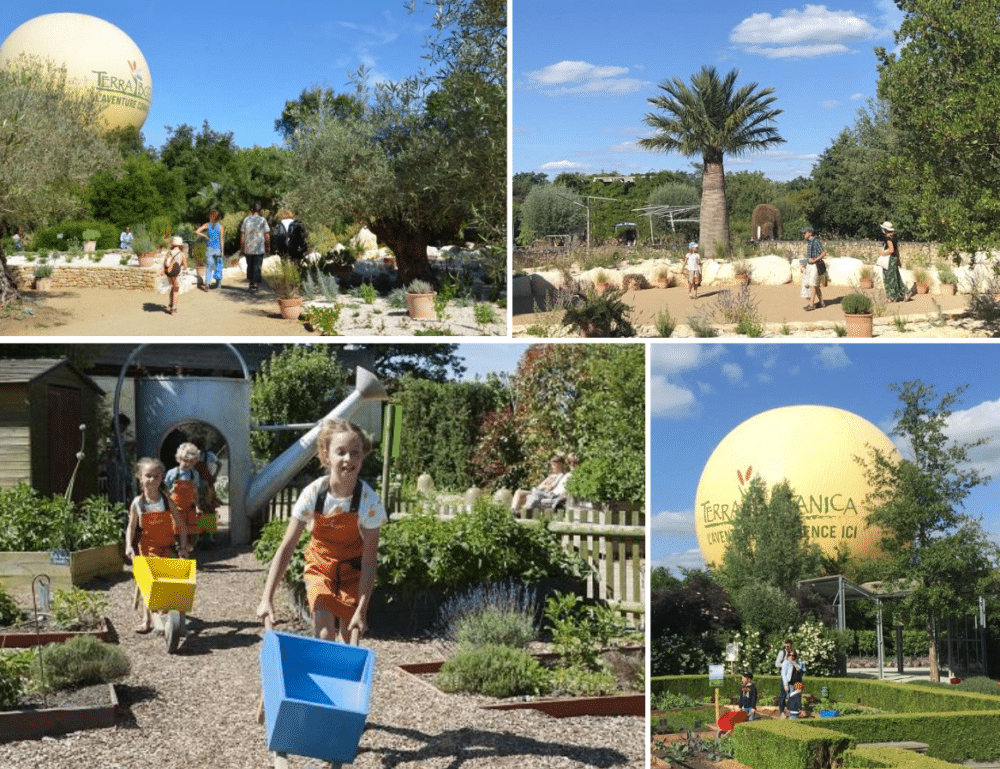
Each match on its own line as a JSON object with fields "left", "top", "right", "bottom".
{"left": 0, "top": 546, "right": 644, "bottom": 769}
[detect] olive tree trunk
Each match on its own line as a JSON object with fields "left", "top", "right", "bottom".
{"left": 0, "top": 245, "right": 20, "bottom": 306}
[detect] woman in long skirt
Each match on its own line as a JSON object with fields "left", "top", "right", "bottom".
{"left": 880, "top": 221, "right": 907, "bottom": 302}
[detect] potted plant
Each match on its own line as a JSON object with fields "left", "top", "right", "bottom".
{"left": 265, "top": 260, "right": 304, "bottom": 319}
{"left": 593, "top": 269, "right": 610, "bottom": 295}
{"left": 913, "top": 265, "right": 931, "bottom": 294}
{"left": 733, "top": 258, "right": 752, "bottom": 286}
{"left": 938, "top": 264, "right": 958, "bottom": 295}
{"left": 621, "top": 272, "right": 647, "bottom": 291}
{"left": 842, "top": 292, "right": 874, "bottom": 338}
{"left": 654, "top": 266, "right": 672, "bottom": 289}
{"left": 81, "top": 229, "right": 101, "bottom": 253}
{"left": 131, "top": 225, "right": 157, "bottom": 267}
{"left": 858, "top": 263, "right": 875, "bottom": 289}
{"left": 326, "top": 243, "right": 358, "bottom": 282}
{"left": 405, "top": 278, "right": 437, "bottom": 319}
{"left": 33, "top": 263, "right": 54, "bottom": 292}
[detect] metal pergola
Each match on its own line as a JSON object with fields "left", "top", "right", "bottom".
{"left": 631, "top": 204, "right": 700, "bottom": 242}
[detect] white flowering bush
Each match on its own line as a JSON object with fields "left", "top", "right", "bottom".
{"left": 728, "top": 628, "right": 774, "bottom": 675}
{"left": 787, "top": 619, "right": 848, "bottom": 678}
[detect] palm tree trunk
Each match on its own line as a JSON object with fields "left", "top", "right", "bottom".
{"left": 700, "top": 160, "right": 729, "bottom": 259}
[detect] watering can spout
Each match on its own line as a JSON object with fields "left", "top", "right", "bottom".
{"left": 246, "top": 367, "right": 388, "bottom": 516}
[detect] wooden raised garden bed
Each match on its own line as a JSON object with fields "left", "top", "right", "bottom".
{"left": 397, "top": 659, "right": 644, "bottom": 718}
{"left": 0, "top": 684, "right": 118, "bottom": 742}
{"left": 0, "top": 544, "right": 124, "bottom": 592}
{"left": 0, "top": 617, "right": 112, "bottom": 648}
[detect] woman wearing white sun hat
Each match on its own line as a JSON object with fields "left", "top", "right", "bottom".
{"left": 879, "top": 221, "right": 907, "bottom": 302}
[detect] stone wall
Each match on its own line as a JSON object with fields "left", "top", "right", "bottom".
{"left": 8, "top": 264, "right": 157, "bottom": 291}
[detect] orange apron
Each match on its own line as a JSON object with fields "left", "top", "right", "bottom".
{"left": 168, "top": 469, "right": 199, "bottom": 539}
{"left": 303, "top": 493, "right": 364, "bottom": 625}
{"left": 137, "top": 496, "right": 177, "bottom": 559}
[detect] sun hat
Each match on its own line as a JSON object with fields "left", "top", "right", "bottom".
{"left": 801, "top": 225, "right": 814, "bottom": 234}
{"left": 688, "top": 241, "right": 698, "bottom": 249}
{"left": 170, "top": 235, "right": 184, "bottom": 247}
{"left": 880, "top": 221, "right": 895, "bottom": 232}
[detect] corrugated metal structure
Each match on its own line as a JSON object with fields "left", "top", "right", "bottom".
{"left": 0, "top": 358, "right": 104, "bottom": 500}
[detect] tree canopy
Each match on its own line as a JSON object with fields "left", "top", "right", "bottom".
{"left": 639, "top": 66, "right": 784, "bottom": 257}
{"left": 856, "top": 380, "right": 997, "bottom": 682}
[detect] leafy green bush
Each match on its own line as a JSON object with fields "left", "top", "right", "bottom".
{"left": 0, "top": 584, "right": 24, "bottom": 627}
{"left": 0, "top": 650, "right": 33, "bottom": 707}
{"left": 544, "top": 591, "right": 623, "bottom": 669}
{"left": 33, "top": 221, "right": 120, "bottom": 251}
{"left": 561, "top": 288, "right": 636, "bottom": 337}
{"left": 951, "top": 676, "right": 1000, "bottom": 696}
{"left": 457, "top": 608, "right": 536, "bottom": 649}
{"left": 435, "top": 580, "right": 538, "bottom": 649}
{"left": 548, "top": 665, "right": 617, "bottom": 696}
{"left": 842, "top": 293, "right": 874, "bottom": 314}
{"left": 50, "top": 588, "right": 107, "bottom": 631}
{"left": 436, "top": 644, "right": 549, "bottom": 698}
{"left": 30, "top": 636, "right": 130, "bottom": 691}
{"left": 253, "top": 518, "right": 310, "bottom": 588}
{"left": 378, "top": 499, "right": 589, "bottom": 595}
{"left": 0, "top": 484, "right": 124, "bottom": 552}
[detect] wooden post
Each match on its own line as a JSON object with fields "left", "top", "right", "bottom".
{"left": 715, "top": 687, "right": 720, "bottom": 722}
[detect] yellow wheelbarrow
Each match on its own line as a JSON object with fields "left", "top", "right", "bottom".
{"left": 133, "top": 555, "right": 197, "bottom": 653}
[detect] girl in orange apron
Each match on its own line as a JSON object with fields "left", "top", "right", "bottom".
{"left": 125, "top": 458, "right": 189, "bottom": 633}
{"left": 165, "top": 442, "right": 203, "bottom": 550}
{"left": 257, "top": 418, "right": 386, "bottom": 641}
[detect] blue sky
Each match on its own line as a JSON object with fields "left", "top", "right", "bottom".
{"left": 456, "top": 343, "right": 531, "bottom": 381}
{"left": 651, "top": 342, "right": 1000, "bottom": 575}
{"left": 513, "top": 1, "right": 905, "bottom": 181}
{"left": 1, "top": 1, "right": 441, "bottom": 152}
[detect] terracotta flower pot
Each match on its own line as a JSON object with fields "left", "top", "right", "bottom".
{"left": 915, "top": 282, "right": 929, "bottom": 294}
{"left": 277, "top": 296, "right": 303, "bottom": 320}
{"left": 858, "top": 277, "right": 875, "bottom": 289}
{"left": 34, "top": 277, "right": 52, "bottom": 292}
{"left": 941, "top": 282, "right": 957, "bottom": 295}
{"left": 137, "top": 252, "right": 158, "bottom": 268}
{"left": 845, "top": 313, "right": 874, "bottom": 338}
{"left": 656, "top": 278, "right": 670, "bottom": 289}
{"left": 406, "top": 291, "right": 436, "bottom": 319}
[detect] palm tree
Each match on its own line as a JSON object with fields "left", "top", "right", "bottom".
{"left": 639, "top": 66, "right": 784, "bottom": 258}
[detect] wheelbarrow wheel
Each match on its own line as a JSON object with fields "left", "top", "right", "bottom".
{"left": 165, "top": 610, "right": 183, "bottom": 653}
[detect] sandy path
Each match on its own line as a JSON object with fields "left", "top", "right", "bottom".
{"left": 0, "top": 283, "right": 507, "bottom": 337}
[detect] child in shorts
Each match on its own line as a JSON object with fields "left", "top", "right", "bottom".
{"left": 257, "top": 418, "right": 386, "bottom": 641}
{"left": 685, "top": 242, "right": 702, "bottom": 299}
{"left": 165, "top": 442, "right": 204, "bottom": 551}
{"left": 125, "top": 457, "right": 189, "bottom": 633}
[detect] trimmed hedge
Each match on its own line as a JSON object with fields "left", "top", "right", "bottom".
{"left": 798, "top": 711, "right": 1000, "bottom": 763}
{"left": 842, "top": 746, "right": 960, "bottom": 768}
{"left": 732, "top": 720, "right": 851, "bottom": 769}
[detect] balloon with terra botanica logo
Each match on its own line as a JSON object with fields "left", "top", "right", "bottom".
{"left": 694, "top": 405, "right": 900, "bottom": 567}
{"left": 0, "top": 13, "right": 152, "bottom": 132}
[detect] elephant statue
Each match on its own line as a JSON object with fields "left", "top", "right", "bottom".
{"left": 751, "top": 203, "right": 782, "bottom": 241}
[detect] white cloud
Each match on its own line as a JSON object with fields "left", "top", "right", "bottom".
{"left": 946, "top": 397, "right": 1000, "bottom": 477}
{"left": 721, "top": 362, "right": 744, "bottom": 384}
{"left": 813, "top": 346, "right": 852, "bottom": 370}
{"left": 651, "top": 510, "right": 695, "bottom": 537}
{"left": 540, "top": 160, "right": 585, "bottom": 171}
{"left": 651, "top": 344, "right": 726, "bottom": 376}
{"left": 651, "top": 549, "right": 706, "bottom": 575}
{"left": 731, "top": 5, "right": 878, "bottom": 59}
{"left": 526, "top": 60, "right": 646, "bottom": 96}
{"left": 850, "top": 93, "right": 865, "bottom": 101}
{"left": 822, "top": 100, "right": 841, "bottom": 110}
{"left": 650, "top": 374, "right": 698, "bottom": 419}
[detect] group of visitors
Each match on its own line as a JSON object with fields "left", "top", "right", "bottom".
{"left": 735, "top": 638, "right": 807, "bottom": 722}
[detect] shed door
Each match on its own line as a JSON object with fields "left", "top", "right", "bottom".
{"left": 47, "top": 385, "right": 82, "bottom": 501}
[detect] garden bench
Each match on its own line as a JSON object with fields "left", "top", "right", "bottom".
{"left": 857, "top": 741, "right": 929, "bottom": 753}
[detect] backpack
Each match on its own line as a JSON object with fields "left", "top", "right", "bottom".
{"left": 272, "top": 220, "right": 288, "bottom": 256}
{"left": 287, "top": 220, "right": 307, "bottom": 260}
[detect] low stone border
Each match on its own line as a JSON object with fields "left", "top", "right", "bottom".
{"left": 8, "top": 263, "right": 157, "bottom": 291}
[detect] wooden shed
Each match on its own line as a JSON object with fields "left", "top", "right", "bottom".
{"left": 0, "top": 358, "right": 105, "bottom": 501}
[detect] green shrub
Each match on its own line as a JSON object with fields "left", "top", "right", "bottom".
{"left": 842, "top": 746, "right": 958, "bottom": 768}
{"left": 435, "top": 644, "right": 549, "bottom": 698}
{"left": 734, "top": 720, "right": 851, "bottom": 769}
{"left": 30, "top": 636, "right": 130, "bottom": 691}
{"left": 561, "top": 288, "right": 636, "bottom": 337}
{"left": 547, "top": 664, "right": 616, "bottom": 696}
{"left": 378, "top": 499, "right": 588, "bottom": 596}
{"left": 50, "top": 588, "right": 107, "bottom": 631}
{"left": 0, "top": 650, "right": 33, "bottom": 707}
{"left": 456, "top": 608, "right": 536, "bottom": 649}
{"left": 435, "top": 579, "right": 538, "bottom": 649}
{"left": 842, "top": 293, "right": 874, "bottom": 314}
{"left": 253, "top": 518, "right": 310, "bottom": 588}
{"left": 0, "top": 484, "right": 123, "bottom": 552}
{"left": 33, "top": 221, "right": 120, "bottom": 252}
{"left": 951, "top": 676, "right": 1000, "bottom": 695}
{"left": 0, "top": 584, "right": 24, "bottom": 627}
{"left": 655, "top": 308, "right": 676, "bottom": 337}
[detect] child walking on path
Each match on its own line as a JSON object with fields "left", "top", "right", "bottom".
{"left": 163, "top": 235, "right": 188, "bottom": 315}
{"left": 125, "top": 457, "right": 189, "bottom": 633}
{"left": 165, "top": 443, "right": 205, "bottom": 552}
{"left": 257, "top": 418, "right": 386, "bottom": 641}
{"left": 684, "top": 242, "right": 702, "bottom": 299}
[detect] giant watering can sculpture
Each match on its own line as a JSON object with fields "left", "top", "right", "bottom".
{"left": 245, "top": 366, "right": 389, "bottom": 519}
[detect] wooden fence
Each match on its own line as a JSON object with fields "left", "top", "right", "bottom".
{"left": 259, "top": 488, "right": 645, "bottom": 627}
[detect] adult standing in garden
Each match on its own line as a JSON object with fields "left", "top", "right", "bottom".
{"left": 880, "top": 221, "right": 907, "bottom": 302}
{"left": 802, "top": 225, "right": 827, "bottom": 311}
{"left": 774, "top": 639, "right": 795, "bottom": 716}
{"left": 781, "top": 650, "right": 804, "bottom": 719}
{"left": 119, "top": 226, "right": 133, "bottom": 251}
{"left": 240, "top": 202, "right": 270, "bottom": 294}
{"left": 196, "top": 209, "right": 225, "bottom": 290}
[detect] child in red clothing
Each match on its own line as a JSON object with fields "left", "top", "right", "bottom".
{"left": 257, "top": 418, "right": 386, "bottom": 641}
{"left": 125, "top": 458, "right": 189, "bottom": 633}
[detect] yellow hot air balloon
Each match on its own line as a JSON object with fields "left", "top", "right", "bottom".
{"left": 0, "top": 13, "right": 152, "bottom": 131}
{"left": 694, "top": 405, "right": 900, "bottom": 567}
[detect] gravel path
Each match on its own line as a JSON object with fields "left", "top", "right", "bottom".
{"left": 0, "top": 546, "right": 644, "bottom": 769}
